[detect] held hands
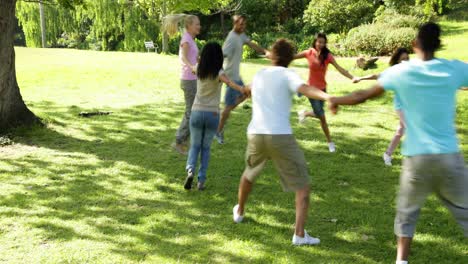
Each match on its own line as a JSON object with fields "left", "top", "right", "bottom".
{"left": 191, "top": 64, "right": 198, "bottom": 74}
{"left": 242, "top": 85, "right": 252, "bottom": 98}
{"left": 327, "top": 96, "right": 339, "bottom": 115}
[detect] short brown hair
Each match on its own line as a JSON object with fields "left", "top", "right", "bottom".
{"left": 271, "top": 39, "right": 295, "bottom": 67}
{"left": 232, "top": 14, "right": 246, "bottom": 23}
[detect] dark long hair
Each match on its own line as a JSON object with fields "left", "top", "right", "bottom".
{"left": 197, "top": 42, "right": 224, "bottom": 80}
{"left": 389, "top": 48, "right": 409, "bottom": 66}
{"left": 312, "top": 33, "right": 330, "bottom": 66}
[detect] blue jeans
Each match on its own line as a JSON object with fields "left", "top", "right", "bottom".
{"left": 186, "top": 111, "right": 220, "bottom": 183}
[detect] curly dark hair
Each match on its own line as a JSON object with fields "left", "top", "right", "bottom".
{"left": 197, "top": 42, "right": 224, "bottom": 80}
{"left": 271, "top": 38, "right": 296, "bottom": 68}
{"left": 389, "top": 48, "right": 409, "bottom": 66}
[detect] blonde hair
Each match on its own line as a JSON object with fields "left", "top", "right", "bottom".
{"left": 162, "top": 14, "right": 198, "bottom": 37}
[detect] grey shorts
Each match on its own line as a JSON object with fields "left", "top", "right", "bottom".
{"left": 395, "top": 153, "right": 468, "bottom": 238}
{"left": 243, "top": 134, "right": 310, "bottom": 192}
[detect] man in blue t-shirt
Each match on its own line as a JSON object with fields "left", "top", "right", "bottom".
{"left": 329, "top": 22, "right": 468, "bottom": 264}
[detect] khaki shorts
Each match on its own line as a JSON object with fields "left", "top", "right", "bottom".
{"left": 395, "top": 153, "right": 468, "bottom": 238}
{"left": 243, "top": 134, "right": 310, "bottom": 192}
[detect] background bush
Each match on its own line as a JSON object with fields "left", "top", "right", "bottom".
{"left": 303, "top": 0, "right": 377, "bottom": 33}
{"left": 341, "top": 24, "right": 416, "bottom": 56}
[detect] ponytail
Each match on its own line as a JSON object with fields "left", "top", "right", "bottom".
{"left": 162, "top": 14, "right": 198, "bottom": 37}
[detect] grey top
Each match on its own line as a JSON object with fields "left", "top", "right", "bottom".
{"left": 222, "top": 30, "right": 250, "bottom": 81}
{"left": 192, "top": 71, "right": 224, "bottom": 113}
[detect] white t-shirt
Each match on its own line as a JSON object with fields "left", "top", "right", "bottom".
{"left": 247, "top": 67, "right": 304, "bottom": 135}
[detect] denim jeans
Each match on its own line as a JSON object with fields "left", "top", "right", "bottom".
{"left": 186, "top": 111, "right": 219, "bottom": 183}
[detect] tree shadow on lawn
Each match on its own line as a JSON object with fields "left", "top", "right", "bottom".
{"left": 1, "top": 100, "right": 466, "bottom": 262}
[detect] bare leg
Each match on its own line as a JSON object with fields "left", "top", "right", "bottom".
{"left": 237, "top": 175, "right": 253, "bottom": 215}
{"left": 295, "top": 185, "right": 310, "bottom": 237}
{"left": 396, "top": 236, "right": 412, "bottom": 261}
{"left": 217, "top": 105, "right": 235, "bottom": 134}
{"left": 386, "top": 111, "right": 405, "bottom": 156}
{"left": 303, "top": 112, "right": 332, "bottom": 143}
{"left": 218, "top": 96, "right": 247, "bottom": 134}
{"left": 318, "top": 115, "right": 332, "bottom": 143}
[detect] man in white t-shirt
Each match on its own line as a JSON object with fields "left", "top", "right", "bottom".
{"left": 215, "top": 15, "right": 270, "bottom": 144}
{"left": 232, "top": 39, "right": 332, "bottom": 245}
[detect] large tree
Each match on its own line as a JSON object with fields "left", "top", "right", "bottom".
{"left": 0, "top": 0, "right": 82, "bottom": 132}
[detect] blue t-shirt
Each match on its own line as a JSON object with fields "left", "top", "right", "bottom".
{"left": 393, "top": 94, "right": 402, "bottom": 110}
{"left": 378, "top": 58, "right": 468, "bottom": 156}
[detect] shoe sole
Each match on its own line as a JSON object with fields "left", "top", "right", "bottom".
{"left": 184, "top": 174, "right": 194, "bottom": 190}
{"left": 292, "top": 241, "right": 320, "bottom": 246}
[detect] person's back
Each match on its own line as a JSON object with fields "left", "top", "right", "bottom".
{"left": 379, "top": 58, "right": 467, "bottom": 156}
{"left": 192, "top": 76, "right": 223, "bottom": 113}
{"left": 330, "top": 22, "right": 468, "bottom": 264}
{"left": 248, "top": 67, "right": 303, "bottom": 135}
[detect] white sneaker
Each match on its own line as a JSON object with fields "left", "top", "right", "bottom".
{"left": 233, "top": 204, "right": 244, "bottom": 223}
{"left": 297, "top": 110, "right": 307, "bottom": 124}
{"left": 328, "top": 142, "right": 336, "bottom": 153}
{"left": 292, "top": 231, "right": 320, "bottom": 246}
{"left": 383, "top": 153, "right": 392, "bottom": 166}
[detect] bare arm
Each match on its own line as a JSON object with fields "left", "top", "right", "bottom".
{"left": 329, "top": 84, "right": 385, "bottom": 114}
{"left": 293, "top": 50, "right": 308, "bottom": 60}
{"left": 181, "top": 42, "right": 196, "bottom": 73}
{"left": 297, "top": 84, "right": 331, "bottom": 101}
{"left": 219, "top": 73, "right": 245, "bottom": 94}
{"left": 246, "top": 41, "right": 268, "bottom": 55}
{"left": 461, "top": 87, "right": 468, "bottom": 91}
{"left": 353, "top": 74, "right": 380, "bottom": 83}
{"left": 330, "top": 59, "right": 355, "bottom": 81}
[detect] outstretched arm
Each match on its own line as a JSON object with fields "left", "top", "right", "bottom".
{"left": 293, "top": 50, "right": 308, "bottom": 60}
{"left": 330, "top": 59, "right": 357, "bottom": 82}
{"left": 246, "top": 41, "right": 270, "bottom": 57}
{"left": 219, "top": 73, "right": 246, "bottom": 94}
{"left": 461, "top": 87, "right": 468, "bottom": 91}
{"left": 329, "top": 84, "right": 385, "bottom": 114}
{"left": 353, "top": 74, "right": 380, "bottom": 83}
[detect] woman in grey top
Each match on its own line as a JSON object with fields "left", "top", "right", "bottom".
{"left": 184, "top": 42, "right": 246, "bottom": 191}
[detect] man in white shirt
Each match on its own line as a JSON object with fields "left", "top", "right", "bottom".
{"left": 232, "top": 39, "right": 332, "bottom": 245}
{"left": 215, "top": 15, "right": 269, "bottom": 144}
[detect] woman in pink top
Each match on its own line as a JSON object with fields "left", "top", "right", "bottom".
{"left": 295, "top": 33, "right": 357, "bottom": 152}
{"left": 163, "top": 14, "right": 201, "bottom": 155}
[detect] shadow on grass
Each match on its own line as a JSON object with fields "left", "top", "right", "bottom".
{"left": 1, "top": 100, "right": 466, "bottom": 262}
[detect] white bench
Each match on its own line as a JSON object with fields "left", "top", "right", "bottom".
{"left": 144, "top": 41, "right": 158, "bottom": 53}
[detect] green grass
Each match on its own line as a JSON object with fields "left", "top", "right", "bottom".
{"left": 1, "top": 20, "right": 467, "bottom": 263}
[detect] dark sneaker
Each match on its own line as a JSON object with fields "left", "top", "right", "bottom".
{"left": 184, "top": 169, "right": 194, "bottom": 190}
{"left": 197, "top": 181, "right": 205, "bottom": 191}
{"left": 215, "top": 132, "right": 224, "bottom": 144}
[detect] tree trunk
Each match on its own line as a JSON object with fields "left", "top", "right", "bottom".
{"left": 161, "top": 0, "right": 168, "bottom": 53}
{"left": 0, "top": 0, "right": 40, "bottom": 132}
{"left": 220, "top": 11, "right": 226, "bottom": 37}
{"left": 39, "top": 0, "right": 47, "bottom": 48}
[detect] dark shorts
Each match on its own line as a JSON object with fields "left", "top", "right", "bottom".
{"left": 309, "top": 89, "right": 326, "bottom": 117}
{"left": 224, "top": 80, "right": 245, "bottom": 106}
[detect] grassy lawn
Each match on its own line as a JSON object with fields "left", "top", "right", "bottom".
{"left": 1, "top": 20, "right": 467, "bottom": 263}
